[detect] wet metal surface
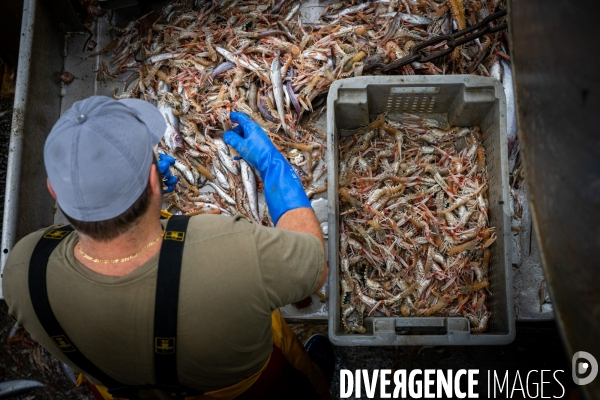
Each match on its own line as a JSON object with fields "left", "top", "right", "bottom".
{"left": 510, "top": 0, "right": 600, "bottom": 397}
{"left": 512, "top": 184, "right": 554, "bottom": 321}
{"left": 0, "top": 98, "right": 13, "bottom": 218}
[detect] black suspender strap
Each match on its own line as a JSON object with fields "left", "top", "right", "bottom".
{"left": 28, "top": 226, "right": 125, "bottom": 390}
{"left": 153, "top": 215, "right": 190, "bottom": 388}
{"left": 28, "top": 219, "right": 199, "bottom": 398}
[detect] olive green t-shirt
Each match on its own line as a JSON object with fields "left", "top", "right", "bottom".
{"left": 2, "top": 215, "right": 324, "bottom": 391}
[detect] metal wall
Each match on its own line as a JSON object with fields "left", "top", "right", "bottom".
{"left": 509, "top": 0, "right": 600, "bottom": 397}
{"left": 0, "top": 0, "right": 63, "bottom": 298}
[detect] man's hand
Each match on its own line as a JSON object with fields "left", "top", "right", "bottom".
{"left": 223, "top": 112, "right": 278, "bottom": 174}
{"left": 224, "top": 112, "right": 311, "bottom": 225}
{"left": 157, "top": 153, "right": 178, "bottom": 193}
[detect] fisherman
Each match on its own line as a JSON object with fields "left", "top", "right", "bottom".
{"left": 2, "top": 96, "right": 334, "bottom": 399}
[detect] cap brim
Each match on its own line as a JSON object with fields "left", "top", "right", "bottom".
{"left": 119, "top": 98, "right": 166, "bottom": 145}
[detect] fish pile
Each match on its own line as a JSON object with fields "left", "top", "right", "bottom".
{"left": 338, "top": 114, "right": 495, "bottom": 334}
{"left": 101, "top": 0, "right": 508, "bottom": 223}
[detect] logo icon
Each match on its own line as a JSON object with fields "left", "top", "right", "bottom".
{"left": 44, "top": 230, "right": 70, "bottom": 240}
{"left": 155, "top": 337, "right": 175, "bottom": 354}
{"left": 572, "top": 351, "right": 598, "bottom": 385}
{"left": 51, "top": 335, "right": 76, "bottom": 352}
{"left": 164, "top": 231, "right": 185, "bottom": 241}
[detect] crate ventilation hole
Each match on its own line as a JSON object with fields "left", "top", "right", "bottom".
{"left": 387, "top": 94, "right": 436, "bottom": 113}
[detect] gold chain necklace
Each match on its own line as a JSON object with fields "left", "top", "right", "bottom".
{"left": 77, "top": 229, "right": 164, "bottom": 264}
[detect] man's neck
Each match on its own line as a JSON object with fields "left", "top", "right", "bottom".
{"left": 74, "top": 212, "right": 164, "bottom": 277}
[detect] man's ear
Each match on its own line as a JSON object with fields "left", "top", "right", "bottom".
{"left": 47, "top": 178, "right": 57, "bottom": 200}
{"left": 149, "top": 164, "right": 162, "bottom": 195}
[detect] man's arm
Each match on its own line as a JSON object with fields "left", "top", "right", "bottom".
{"left": 277, "top": 208, "right": 328, "bottom": 291}
{"left": 224, "top": 112, "right": 328, "bottom": 294}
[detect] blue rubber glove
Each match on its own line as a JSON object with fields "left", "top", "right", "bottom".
{"left": 223, "top": 112, "right": 311, "bottom": 225}
{"left": 157, "top": 153, "right": 177, "bottom": 194}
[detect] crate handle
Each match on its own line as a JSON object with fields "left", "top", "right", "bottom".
{"left": 372, "top": 317, "right": 470, "bottom": 336}
{"left": 390, "top": 87, "right": 440, "bottom": 94}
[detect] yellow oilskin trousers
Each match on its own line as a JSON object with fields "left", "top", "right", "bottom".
{"left": 77, "top": 311, "right": 330, "bottom": 400}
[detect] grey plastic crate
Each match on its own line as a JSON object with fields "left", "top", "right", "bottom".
{"left": 326, "top": 76, "right": 515, "bottom": 345}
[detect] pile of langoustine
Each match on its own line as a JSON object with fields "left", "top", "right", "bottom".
{"left": 338, "top": 113, "right": 495, "bottom": 333}
{"left": 99, "top": 0, "right": 508, "bottom": 223}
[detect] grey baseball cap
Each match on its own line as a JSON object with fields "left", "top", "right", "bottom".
{"left": 44, "top": 96, "right": 166, "bottom": 222}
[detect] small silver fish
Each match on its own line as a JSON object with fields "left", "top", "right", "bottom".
{"left": 7, "top": 322, "right": 20, "bottom": 339}
{"left": 0, "top": 380, "right": 46, "bottom": 398}
{"left": 489, "top": 59, "right": 502, "bottom": 82}
{"left": 212, "top": 163, "right": 230, "bottom": 190}
{"left": 400, "top": 13, "right": 433, "bottom": 25}
{"left": 378, "top": 12, "right": 401, "bottom": 45}
{"left": 61, "top": 363, "right": 77, "bottom": 386}
{"left": 380, "top": 12, "right": 433, "bottom": 25}
{"left": 144, "top": 52, "right": 183, "bottom": 65}
{"left": 211, "top": 61, "right": 236, "bottom": 80}
{"left": 163, "top": 123, "right": 183, "bottom": 152}
{"left": 500, "top": 60, "right": 517, "bottom": 155}
{"left": 284, "top": 2, "right": 301, "bottom": 21}
{"left": 325, "top": 2, "right": 372, "bottom": 19}
{"left": 178, "top": 82, "right": 191, "bottom": 114}
{"left": 206, "top": 181, "right": 236, "bottom": 205}
{"left": 191, "top": 194, "right": 214, "bottom": 203}
{"left": 213, "top": 138, "right": 239, "bottom": 175}
{"left": 215, "top": 46, "right": 263, "bottom": 77}
{"left": 270, "top": 54, "right": 289, "bottom": 136}
{"left": 441, "top": 12, "right": 452, "bottom": 35}
{"left": 174, "top": 160, "right": 195, "bottom": 185}
{"left": 158, "top": 80, "right": 184, "bottom": 151}
{"left": 291, "top": 164, "right": 308, "bottom": 182}
{"left": 145, "top": 86, "right": 157, "bottom": 106}
{"left": 240, "top": 160, "right": 260, "bottom": 221}
{"left": 192, "top": 202, "right": 225, "bottom": 213}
